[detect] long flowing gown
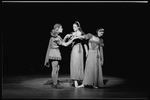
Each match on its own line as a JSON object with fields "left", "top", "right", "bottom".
{"left": 70, "top": 39, "right": 84, "bottom": 81}
{"left": 83, "top": 37, "right": 104, "bottom": 87}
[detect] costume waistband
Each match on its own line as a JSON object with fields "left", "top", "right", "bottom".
{"left": 50, "top": 47, "right": 59, "bottom": 49}
{"left": 89, "top": 48, "right": 98, "bottom": 50}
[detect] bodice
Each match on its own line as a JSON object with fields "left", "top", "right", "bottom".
{"left": 50, "top": 36, "right": 62, "bottom": 49}
{"left": 88, "top": 37, "right": 104, "bottom": 50}
{"left": 89, "top": 40, "right": 100, "bottom": 50}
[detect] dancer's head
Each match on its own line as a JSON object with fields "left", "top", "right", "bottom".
{"left": 97, "top": 28, "right": 104, "bottom": 37}
{"left": 73, "top": 21, "right": 81, "bottom": 32}
{"left": 51, "top": 23, "right": 63, "bottom": 37}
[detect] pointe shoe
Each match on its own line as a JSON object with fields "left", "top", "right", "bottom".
{"left": 93, "top": 86, "right": 98, "bottom": 89}
{"left": 74, "top": 81, "right": 78, "bottom": 88}
{"left": 76, "top": 84, "right": 84, "bottom": 88}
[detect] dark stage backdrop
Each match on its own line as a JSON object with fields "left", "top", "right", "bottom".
{"left": 2, "top": 2, "right": 148, "bottom": 81}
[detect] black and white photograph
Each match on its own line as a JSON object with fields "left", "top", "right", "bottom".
{"left": 2, "top": 1, "right": 148, "bottom": 99}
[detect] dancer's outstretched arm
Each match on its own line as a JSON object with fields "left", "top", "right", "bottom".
{"left": 63, "top": 34, "right": 73, "bottom": 42}
{"left": 99, "top": 39, "right": 104, "bottom": 65}
{"left": 84, "top": 44, "right": 88, "bottom": 57}
{"left": 61, "top": 40, "right": 72, "bottom": 46}
{"left": 100, "top": 46, "right": 104, "bottom": 65}
{"left": 61, "top": 36, "right": 79, "bottom": 46}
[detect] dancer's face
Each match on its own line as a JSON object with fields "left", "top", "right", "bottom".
{"left": 73, "top": 24, "right": 79, "bottom": 32}
{"left": 58, "top": 26, "right": 63, "bottom": 33}
{"left": 97, "top": 29, "right": 104, "bottom": 37}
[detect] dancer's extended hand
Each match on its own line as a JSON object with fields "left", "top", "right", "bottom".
{"left": 86, "top": 52, "right": 88, "bottom": 57}
{"left": 63, "top": 34, "right": 72, "bottom": 42}
{"left": 45, "top": 62, "right": 49, "bottom": 67}
{"left": 64, "top": 34, "right": 72, "bottom": 39}
{"left": 66, "top": 34, "right": 72, "bottom": 37}
{"left": 101, "top": 61, "right": 103, "bottom": 66}
{"left": 71, "top": 35, "right": 81, "bottom": 40}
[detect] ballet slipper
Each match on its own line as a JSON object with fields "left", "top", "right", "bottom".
{"left": 77, "top": 84, "right": 84, "bottom": 88}
{"left": 93, "top": 86, "right": 98, "bottom": 89}
{"left": 74, "top": 81, "right": 78, "bottom": 88}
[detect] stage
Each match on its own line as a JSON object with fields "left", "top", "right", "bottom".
{"left": 2, "top": 74, "right": 147, "bottom": 99}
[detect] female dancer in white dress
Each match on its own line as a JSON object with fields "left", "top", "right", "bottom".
{"left": 77, "top": 28, "right": 104, "bottom": 88}
{"left": 63, "top": 21, "right": 88, "bottom": 87}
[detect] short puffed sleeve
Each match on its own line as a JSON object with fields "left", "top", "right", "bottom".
{"left": 85, "top": 33, "right": 93, "bottom": 40}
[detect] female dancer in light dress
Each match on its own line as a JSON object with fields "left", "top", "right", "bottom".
{"left": 63, "top": 21, "right": 88, "bottom": 87}
{"left": 44, "top": 24, "right": 76, "bottom": 89}
{"left": 77, "top": 28, "right": 104, "bottom": 88}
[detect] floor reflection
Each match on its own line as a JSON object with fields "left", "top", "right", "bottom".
{"left": 2, "top": 75, "right": 147, "bottom": 99}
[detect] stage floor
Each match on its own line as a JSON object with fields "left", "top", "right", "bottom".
{"left": 2, "top": 74, "right": 148, "bottom": 99}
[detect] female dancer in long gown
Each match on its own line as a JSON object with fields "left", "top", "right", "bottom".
{"left": 63, "top": 21, "right": 88, "bottom": 87}
{"left": 44, "top": 24, "right": 76, "bottom": 89}
{"left": 77, "top": 28, "right": 104, "bottom": 88}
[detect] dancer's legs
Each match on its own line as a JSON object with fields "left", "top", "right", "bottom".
{"left": 56, "top": 64, "right": 60, "bottom": 81}
{"left": 51, "top": 61, "right": 58, "bottom": 85}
